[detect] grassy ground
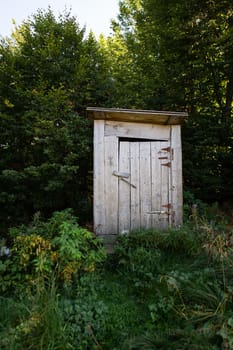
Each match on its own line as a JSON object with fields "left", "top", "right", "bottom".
{"left": 0, "top": 210, "right": 233, "bottom": 349}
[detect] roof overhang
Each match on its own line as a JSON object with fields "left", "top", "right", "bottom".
{"left": 87, "top": 107, "right": 187, "bottom": 125}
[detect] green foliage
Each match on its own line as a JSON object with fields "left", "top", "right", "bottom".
{"left": 62, "top": 274, "right": 109, "bottom": 349}
{"left": 1, "top": 217, "right": 233, "bottom": 349}
{"left": 115, "top": 226, "right": 200, "bottom": 261}
{"left": 112, "top": 221, "right": 233, "bottom": 349}
{"left": 0, "top": 278, "right": 69, "bottom": 350}
{"left": 110, "top": 0, "right": 233, "bottom": 204}
{"left": 52, "top": 220, "right": 107, "bottom": 283}
{"left": 61, "top": 272, "right": 145, "bottom": 350}
{"left": 0, "top": 210, "right": 106, "bottom": 293}
{"left": 1, "top": 2, "right": 233, "bottom": 347}
{"left": 114, "top": 231, "right": 161, "bottom": 294}
{"left": 0, "top": 8, "right": 113, "bottom": 233}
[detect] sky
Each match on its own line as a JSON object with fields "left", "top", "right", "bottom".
{"left": 0, "top": 0, "right": 120, "bottom": 38}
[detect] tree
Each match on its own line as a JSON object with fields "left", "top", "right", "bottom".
{"left": 110, "top": 0, "right": 233, "bottom": 203}
{"left": 0, "top": 8, "right": 112, "bottom": 233}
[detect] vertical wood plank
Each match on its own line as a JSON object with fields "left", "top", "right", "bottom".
{"left": 93, "top": 120, "right": 105, "bottom": 235}
{"left": 139, "top": 142, "right": 152, "bottom": 229}
{"left": 170, "top": 125, "right": 183, "bottom": 226}
{"left": 104, "top": 135, "right": 119, "bottom": 235}
{"left": 130, "top": 142, "right": 140, "bottom": 231}
{"left": 151, "top": 142, "right": 162, "bottom": 229}
{"left": 118, "top": 142, "right": 131, "bottom": 234}
{"left": 160, "top": 141, "right": 170, "bottom": 229}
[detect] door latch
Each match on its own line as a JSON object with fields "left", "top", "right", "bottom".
{"left": 112, "top": 170, "right": 130, "bottom": 178}
{"left": 112, "top": 170, "right": 136, "bottom": 188}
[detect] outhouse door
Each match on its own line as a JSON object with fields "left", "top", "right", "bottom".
{"left": 88, "top": 107, "right": 186, "bottom": 247}
{"left": 116, "top": 139, "right": 171, "bottom": 234}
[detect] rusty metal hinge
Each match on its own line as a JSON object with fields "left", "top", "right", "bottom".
{"left": 161, "top": 162, "right": 171, "bottom": 168}
{"left": 158, "top": 156, "right": 168, "bottom": 160}
{"left": 162, "top": 203, "right": 173, "bottom": 210}
{"left": 161, "top": 146, "right": 171, "bottom": 152}
{"left": 161, "top": 147, "right": 174, "bottom": 160}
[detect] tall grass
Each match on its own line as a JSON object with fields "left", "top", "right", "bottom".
{"left": 1, "top": 206, "right": 233, "bottom": 349}
{"left": 0, "top": 276, "right": 69, "bottom": 350}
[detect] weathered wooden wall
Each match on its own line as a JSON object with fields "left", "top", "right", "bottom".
{"left": 89, "top": 108, "right": 186, "bottom": 250}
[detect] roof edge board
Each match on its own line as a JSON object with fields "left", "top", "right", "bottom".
{"left": 87, "top": 107, "right": 187, "bottom": 125}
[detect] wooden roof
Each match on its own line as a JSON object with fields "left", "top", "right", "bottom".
{"left": 87, "top": 107, "right": 187, "bottom": 125}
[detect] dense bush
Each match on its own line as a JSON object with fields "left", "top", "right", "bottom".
{"left": 1, "top": 217, "right": 233, "bottom": 349}
{"left": 0, "top": 8, "right": 113, "bottom": 233}
{"left": 0, "top": 210, "right": 106, "bottom": 293}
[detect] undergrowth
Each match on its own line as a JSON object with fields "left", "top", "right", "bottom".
{"left": 0, "top": 206, "right": 233, "bottom": 349}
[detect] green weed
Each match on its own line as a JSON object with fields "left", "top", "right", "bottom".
{"left": 0, "top": 210, "right": 106, "bottom": 293}
{"left": 1, "top": 207, "right": 233, "bottom": 349}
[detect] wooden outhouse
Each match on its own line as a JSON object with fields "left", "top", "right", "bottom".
{"left": 87, "top": 107, "right": 187, "bottom": 249}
